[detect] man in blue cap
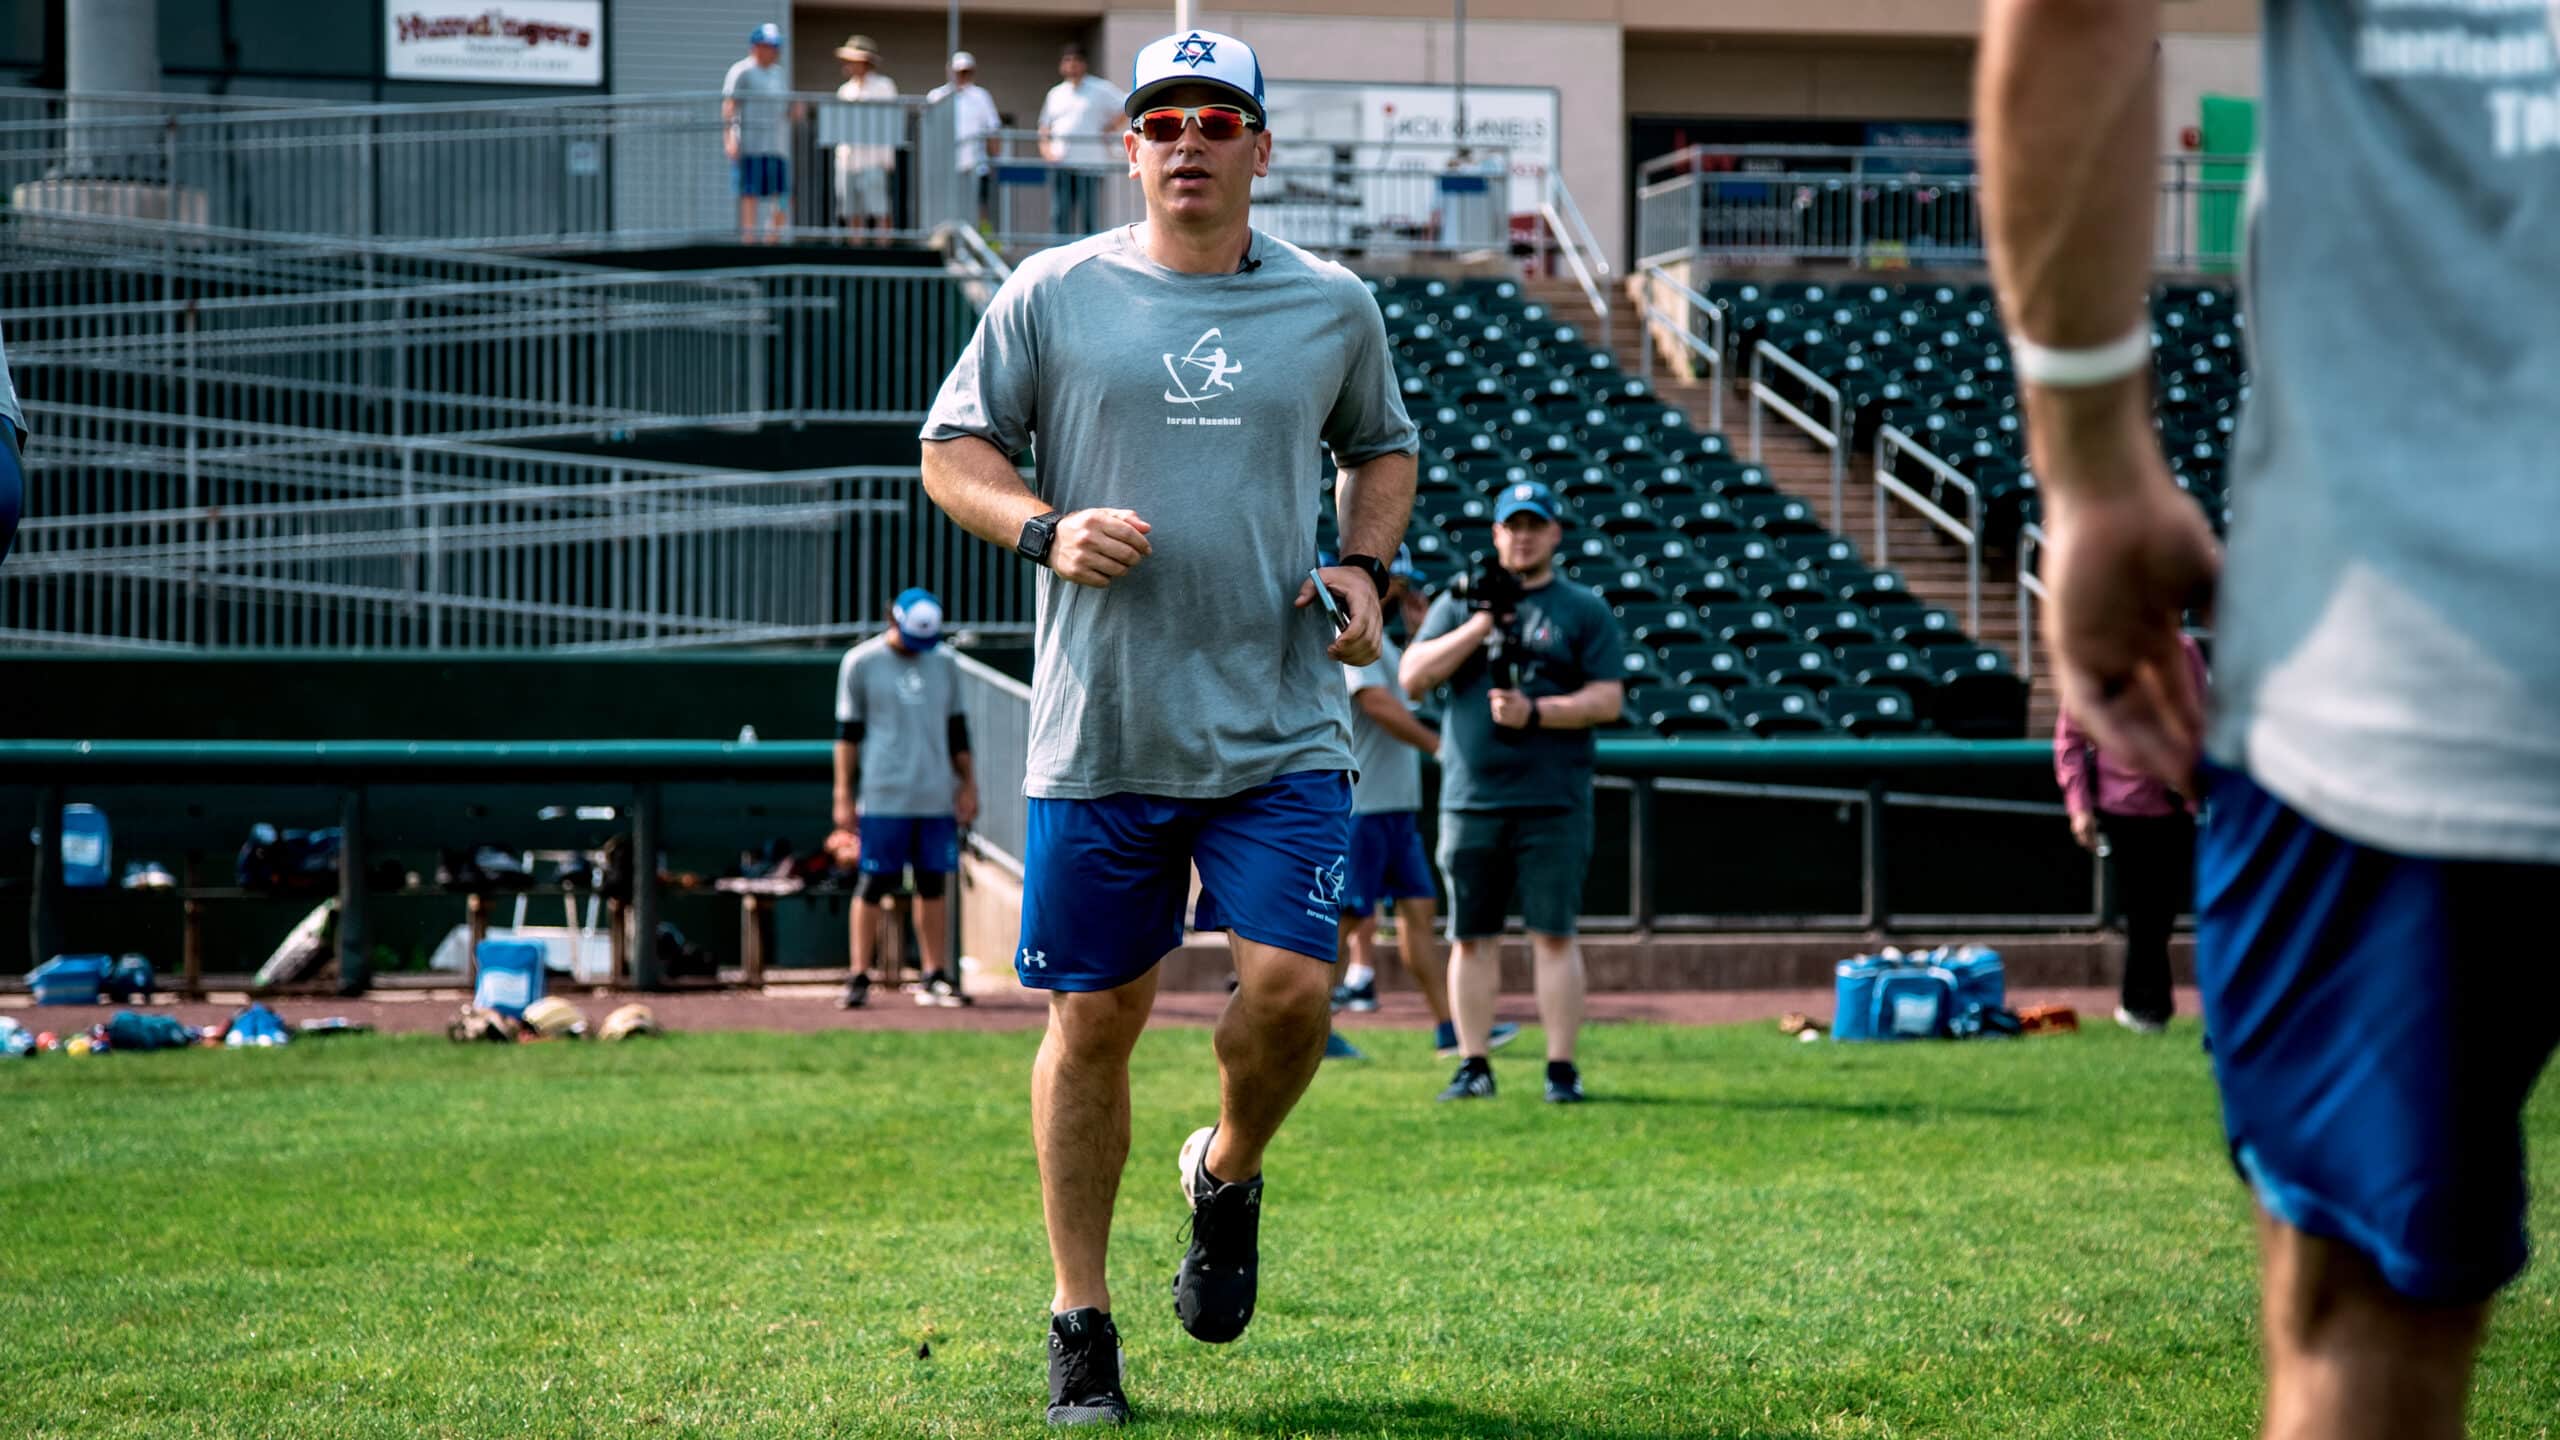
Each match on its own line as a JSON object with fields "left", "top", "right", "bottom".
{"left": 1401, "top": 479, "right": 1627, "bottom": 1104}
{"left": 1331, "top": 544, "right": 1521, "bottom": 1060}
{"left": 723, "top": 24, "right": 803, "bottom": 243}
{"left": 831, "top": 587, "right": 977, "bottom": 1007}
{"left": 918, "top": 22, "right": 1417, "bottom": 1428}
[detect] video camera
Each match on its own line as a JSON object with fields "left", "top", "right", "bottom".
{"left": 1443, "top": 561, "right": 1528, "bottom": 704}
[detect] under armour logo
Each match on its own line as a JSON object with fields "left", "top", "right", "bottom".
{"left": 1171, "top": 33, "right": 1216, "bottom": 67}
{"left": 1019, "top": 948, "right": 1048, "bottom": 970}
{"left": 1163, "top": 327, "right": 1244, "bottom": 407}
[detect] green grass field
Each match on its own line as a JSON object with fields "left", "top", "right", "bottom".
{"left": 5, "top": 1021, "right": 2557, "bottom": 1438}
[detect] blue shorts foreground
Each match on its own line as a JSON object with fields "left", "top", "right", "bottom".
{"left": 1345, "top": 810, "right": 1437, "bottom": 915}
{"left": 857, "top": 814, "right": 958, "bottom": 877}
{"left": 2196, "top": 763, "right": 2560, "bottom": 1305}
{"left": 1016, "top": 770, "right": 1352, "bottom": 992}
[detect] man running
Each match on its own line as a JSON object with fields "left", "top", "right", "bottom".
{"left": 1983, "top": 5, "right": 2560, "bottom": 1437}
{"left": 918, "top": 27, "right": 1417, "bottom": 1428}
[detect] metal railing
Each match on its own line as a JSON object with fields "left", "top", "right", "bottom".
{"left": 1746, "top": 340, "right": 1845, "bottom": 527}
{"left": 1634, "top": 262, "right": 1723, "bottom": 433}
{"left": 1874, "top": 426, "right": 1983, "bottom": 635}
{"left": 1, "top": 440, "right": 1034, "bottom": 652}
{"left": 950, "top": 651, "right": 1031, "bottom": 871}
{"left": 1635, "top": 144, "right": 2251, "bottom": 272}
{"left": 1541, "top": 171, "right": 1614, "bottom": 353}
{"left": 2018, "top": 520, "right": 2048, "bottom": 683}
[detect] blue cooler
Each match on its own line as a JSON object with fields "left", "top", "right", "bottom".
{"left": 1872, "top": 967, "right": 1955, "bottom": 1039}
{"left": 1832, "top": 955, "right": 1886, "bottom": 1042}
{"left": 60, "top": 804, "right": 111, "bottom": 889}
{"left": 472, "top": 938, "right": 546, "bottom": 1017}
{"left": 1944, "top": 946, "right": 2004, "bottom": 1014}
{"left": 29, "top": 953, "right": 113, "bottom": 1005}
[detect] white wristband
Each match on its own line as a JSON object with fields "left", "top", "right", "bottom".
{"left": 2008, "top": 324, "right": 2153, "bottom": 388}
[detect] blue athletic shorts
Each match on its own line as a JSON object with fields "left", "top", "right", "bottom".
{"left": 2196, "top": 762, "right": 2560, "bottom": 1304}
{"left": 734, "top": 154, "right": 789, "bottom": 198}
{"left": 1015, "top": 770, "right": 1352, "bottom": 992}
{"left": 1345, "top": 810, "right": 1436, "bottom": 916}
{"left": 857, "top": 814, "right": 958, "bottom": 877}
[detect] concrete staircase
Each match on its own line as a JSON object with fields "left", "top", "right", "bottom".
{"left": 1565, "top": 277, "right": 2063, "bottom": 739}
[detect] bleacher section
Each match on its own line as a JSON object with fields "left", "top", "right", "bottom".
{"left": 1713, "top": 278, "right": 2244, "bottom": 554}
{"left": 1318, "top": 275, "right": 2030, "bottom": 740}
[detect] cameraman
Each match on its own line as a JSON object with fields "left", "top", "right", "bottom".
{"left": 1399, "top": 480, "right": 1626, "bottom": 1104}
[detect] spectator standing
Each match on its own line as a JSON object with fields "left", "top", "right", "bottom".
{"left": 722, "top": 24, "right": 804, "bottom": 244}
{"left": 2055, "top": 632, "right": 2206, "bottom": 1033}
{"left": 827, "top": 35, "right": 899, "bottom": 244}
{"left": 926, "top": 53, "right": 1002, "bottom": 228}
{"left": 1399, "top": 480, "right": 1627, "bottom": 1104}
{"left": 1038, "top": 44, "right": 1123, "bottom": 237}
{"left": 831, "top": 588, "right": 978, "bottom": 1008}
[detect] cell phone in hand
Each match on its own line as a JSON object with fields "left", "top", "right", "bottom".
{"left": 1309, "top": 568, "right": 1349, "bottom": 634}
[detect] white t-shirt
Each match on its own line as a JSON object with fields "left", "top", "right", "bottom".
{"left": 826, "top": 72, "right": 901, "bottom": 170}
{"left": 1040, "top": 76, "right": 1126, "bottom": 166}
{"left": 722, "top": 56, "right": 791, "bottom": 157}
{"left": 926, "top": 81, "right": 1002, "bottom": 173}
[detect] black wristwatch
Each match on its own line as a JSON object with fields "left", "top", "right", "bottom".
{"left": 1017, "top": 509, "right": 1065, "bottom": 567}
{"left": 1336, "top": 553, "right": 1391, "bottom": 600}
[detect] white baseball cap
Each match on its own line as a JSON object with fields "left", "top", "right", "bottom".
{"left": 948, "top": 50, "right": 978, "bottom": 70}
{"left": 1126, "top": 29, "right": 1266, "bottom": 124}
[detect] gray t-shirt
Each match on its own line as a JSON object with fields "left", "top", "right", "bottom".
{"left": 723, "top": 56, "right": 792, "bottom": 157}
{"left": 1345, "top": 632, "right": 1425, "bottom": 815}
{"left": 921, "top": 227, "right": 1418, "bottom": 800}
{"left": 1417, "top": 578, "right": 1628, "bottom": 814}
{"left": 835, "top": 634, "right": 964, "bottom": 817}
{"left": 2207, "top": 1, "right": 2560, "bottom": 862}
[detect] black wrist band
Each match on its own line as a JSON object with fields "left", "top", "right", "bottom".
{"left": 1336, "top": 553, "right": 1390, "bottom": 600}
{"left": 1526, "top": 697, "right": 1543, "bottom": 730}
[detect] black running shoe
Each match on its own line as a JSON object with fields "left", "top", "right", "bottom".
{"left": 1171, "top": 1125, "right": 1261, "bottom": 1344}
{"left": 836, "top": 972, "right": 870, "bottom": 1010}
{"left": 1544, "top": 1061, "right": 1586, "bottom": 1105}
{"left": 1329, "top": 975, "right": 1379, "bottom": 1013}
{"left": 1437, "top": 1058, "right": 1496, "bottom": 1102}
{"left": 1045, "top": 1308, "right": 1129, "bottom": 1427}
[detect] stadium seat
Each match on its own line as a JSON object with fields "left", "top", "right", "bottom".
{"left": 1745, "top": 642, "right": 1849, "bottom": 692}
{"left": 1729, "top": 685, "right": 1831, "bottom": 737}
{"left": 1924, "top": 644, "right": 2029, "bottom": 739}
{"left": 1699, "top": 604, "right": 1794, "bottom": 649}
{"left": 1827, "top": 686, "right": 1922, "bottom": 738}
{"left": 1789, "top": 604, "right": 1882, "bottom": 647}
{"left": 1646, "top": 686, "right": 1738, "bottom": 736}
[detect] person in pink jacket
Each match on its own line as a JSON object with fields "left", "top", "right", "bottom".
{"left": 2055, "top": 631, "right": 2206, "bottom": 1033}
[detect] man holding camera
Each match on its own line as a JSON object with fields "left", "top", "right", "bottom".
{"left": 1400, "top": 480, "right": 1626, "bottom": 1103}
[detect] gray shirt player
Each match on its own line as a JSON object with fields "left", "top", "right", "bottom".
{"left": 835, "top": 635, "right": 964, "bottom": 817}
{"left": 2209, "top": 0, "right": 2560, "bottom": 862}
{"left": 920, "top": 226, "right": 1418, "bottom": 800}
{"left": 1345, "top": 633, "right": 1424, "bottom": 815}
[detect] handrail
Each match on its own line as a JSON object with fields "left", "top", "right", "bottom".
{"left": 1541, "top": 172, "right": 1613, "bottom": 353}
{"left": 1746, "top": 341, "right": 1844, "bottom": 528}
{"left": 940, "top": 220, "right": 1013, "bottom": 313}
{"left": 1873, "top": 426, "right": 1983, "bottom": 635}
{"left": 2017, "top": 520, "right": 2049, "bottom": 682}
{"left": 1635, "top": 263, "right": 1724, "bottom": 434}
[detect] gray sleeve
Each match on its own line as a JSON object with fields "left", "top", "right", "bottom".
{"left": 920, "top": 270, "right": 1039, "bottom": 458}
{"left": 1415, "top": 593, "right": 1464, "bottom": 644}
{"left": 1345, "top": 656, "right": 1395, "bottom": 695}
{"left": 834, "top": 650, "right": 864, "bottom": 724}
{"left": 1320, "top": 280, "right": 1418, "bottom": 469}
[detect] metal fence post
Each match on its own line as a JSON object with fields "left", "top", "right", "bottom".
{"left": 1632, "top": 776, "right": 1657, "bottom": 932}
{"left": 1862, "top": 782, "right": 1889, "bottom": 933}
{"left": 30, "top": 786, "right": 66, "bottom": 970}
{"left": 629, "top": 780, "right": 663, "bottom": 990}
{"left": 337, "top": 784, "right": 371, "bottom": 995}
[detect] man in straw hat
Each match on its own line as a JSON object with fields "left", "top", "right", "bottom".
{"left": 829, "top": 34, "right": 900, "bottom": 244}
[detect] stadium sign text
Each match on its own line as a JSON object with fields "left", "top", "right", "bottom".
{"left": 384, "top": 1, "right": 605, "bottom": 86}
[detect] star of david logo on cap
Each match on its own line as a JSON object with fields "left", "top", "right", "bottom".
{"left": 1171, "top": 33, "right": 1217, "bottom": 66}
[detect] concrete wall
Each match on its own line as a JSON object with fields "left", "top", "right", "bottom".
{"left": 1625, "top": 39, "right": 1974, "bottom": 121}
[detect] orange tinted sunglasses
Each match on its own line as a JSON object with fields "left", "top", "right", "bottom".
{"left": 1130, "top": 105, "right": 1261, "bottom": 143}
